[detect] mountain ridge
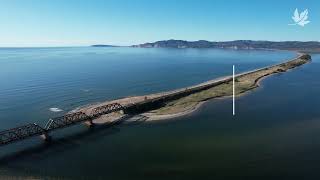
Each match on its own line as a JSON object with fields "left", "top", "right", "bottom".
{"left": 132, "top": 39, "right": 320, "bottom": 53}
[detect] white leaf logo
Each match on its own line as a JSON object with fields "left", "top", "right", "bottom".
{"left": 289, "top": 8, "right": 310, "bottom": 27}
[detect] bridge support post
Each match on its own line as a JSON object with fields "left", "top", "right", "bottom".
{"left": 85, "top": 119, "right": 95, "bottom": 128}
{"left": 40, "top": 132, "right": 51, "bottom": 142}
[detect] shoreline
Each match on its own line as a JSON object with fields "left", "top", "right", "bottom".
{"left": 141, "top": 62, "right": 303, "bottom": 121}
{"left": 141, "top": 74, "right": 265, "bottom": 121}
{"left": 141, "top": 101, "right": 205, "bottom": 121}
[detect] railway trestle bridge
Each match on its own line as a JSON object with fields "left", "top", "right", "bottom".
{"left": 0, "top": 103, "right": 124, "bottom": 146}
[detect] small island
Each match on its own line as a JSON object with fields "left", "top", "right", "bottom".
{"left": 91, "top": 44, "right": 119, "bottom": 47}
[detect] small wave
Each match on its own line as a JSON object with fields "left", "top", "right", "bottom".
{"left": 49, "top": 107, "right": 63, "bottom": 112}
{"left": 81, "top": 89, "right": 90, "bottom": 92}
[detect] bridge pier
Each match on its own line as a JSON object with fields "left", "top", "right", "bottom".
{"left": 40, "top": 132, "right": 51, "bottom": 142}
{"left": 85, "top": 119, "right": 95, "bottom": 128}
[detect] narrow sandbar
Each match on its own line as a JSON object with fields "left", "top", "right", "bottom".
{"left": 76, "top": 54, "right": 311, "bottom": 123}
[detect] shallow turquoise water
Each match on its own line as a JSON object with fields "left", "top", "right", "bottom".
{"left": 2, "top": 47, "right": 319, "bottom": 179}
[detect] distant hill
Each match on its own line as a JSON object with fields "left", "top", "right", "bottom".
{"left": 133, "top": 40, "right": 320, "bottom": 53}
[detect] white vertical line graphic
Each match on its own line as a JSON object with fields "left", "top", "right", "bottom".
{"left": 233, "top": 65, "right": 235, "bottom": 116}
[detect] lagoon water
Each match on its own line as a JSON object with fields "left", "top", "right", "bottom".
{"left": 0, "top": 47, "right": 319, "bottom": 179}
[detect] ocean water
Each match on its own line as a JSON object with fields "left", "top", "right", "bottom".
{"left": 1, "top": 47, "right": 319, "bottom": 179}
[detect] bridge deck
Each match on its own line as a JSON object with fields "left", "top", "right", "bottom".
{"left": 0, "top": 103, "right": 124, "bottom": 146}
{"left": 0, "top": 123, "right": 45, "bottom": 146}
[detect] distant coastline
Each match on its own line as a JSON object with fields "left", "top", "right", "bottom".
{"left": 92, "top": 39, "right": 320, "bottom": 53}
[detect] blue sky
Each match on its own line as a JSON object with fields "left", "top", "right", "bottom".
{"left": 0, "top": 0, "right": 319, "bottom": 47}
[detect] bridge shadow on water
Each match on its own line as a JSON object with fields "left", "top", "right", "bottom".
{"left": 0, "top": 114, "right": 148, "bottom": 165}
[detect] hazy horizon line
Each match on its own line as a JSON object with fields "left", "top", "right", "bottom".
{"left": 0, "top": 39, "right": 319, "bottom": 48}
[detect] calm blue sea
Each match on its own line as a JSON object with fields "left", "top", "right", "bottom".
{"left": 1, "top": 47, "right": 319, "bottom": 179}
